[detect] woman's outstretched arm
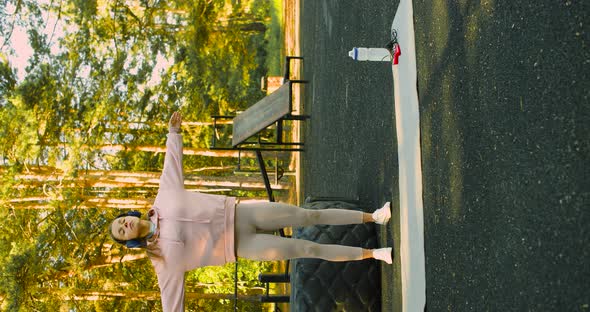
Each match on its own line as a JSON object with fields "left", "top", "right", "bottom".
{"left": 156, "top": 267, "right": 186, "bottom": 312}
{"left": 159, "top": 112, "right": 184, "bottom": 190}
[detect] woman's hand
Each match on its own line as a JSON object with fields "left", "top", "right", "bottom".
{"left": 168, "top": 112, "right": 182, "bottom": 133}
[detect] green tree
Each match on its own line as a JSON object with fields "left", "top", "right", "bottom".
{"left": 0, "top": 0, "right": 284, "bottom": 310}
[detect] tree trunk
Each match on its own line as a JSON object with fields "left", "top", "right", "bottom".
{"left": 42, "top": 250, "right": 148, "bottom": 281}
{"left": 87, "top": 144, "right": 254, "bottom": 158}
{"left": 48, "top": 289, "right": 261, "bottom": 301}
{"left": 85, "top": 252, "right": 148, "bottom": 270}
{"left": 15, "top": 167, "right": 289, "bottom": 190}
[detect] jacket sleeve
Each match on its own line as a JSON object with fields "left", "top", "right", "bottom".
{"left": 159, "top": 132, "right": 184, "bottom": 190}
{"left": 157, "top": 268, "right": 186, "bottom": 312}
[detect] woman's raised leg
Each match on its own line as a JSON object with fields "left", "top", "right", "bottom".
{"left": 237, "top": 233, "right": 373, "bottom": 262}
{"left": 237, "top": 201, "right": 373, "bottom": 231}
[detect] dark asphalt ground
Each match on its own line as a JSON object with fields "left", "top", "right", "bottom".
{"left": 300, "top": 0, "right": 588, "bottom": 311}
{"left": 300, "top": 1, "right": 400, "bottom": 310}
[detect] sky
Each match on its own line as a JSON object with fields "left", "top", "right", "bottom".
{"left": 7, "top": 26, "right": 31, "bottom": 81}
{"left": 4, "top": 0, "right": 171, "bottom": 86}
{"left": 4, "top": 2, "right": 39, "bottom": 82}
{"left": 3, "top": 0, "right": 73, "bottom": 81}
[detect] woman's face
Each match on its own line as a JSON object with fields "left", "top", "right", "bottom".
{"left": 111, "top": 216, "right": 141, "bottom": 241}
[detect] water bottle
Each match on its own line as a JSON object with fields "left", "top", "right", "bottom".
{"left": 348, "top": 47, "right": 391, "bottom": 62}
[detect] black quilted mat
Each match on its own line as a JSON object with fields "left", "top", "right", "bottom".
{"left": 290, "top": 200, "right": 381, "bottom": 311}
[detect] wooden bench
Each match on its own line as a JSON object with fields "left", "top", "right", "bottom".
{"left": 211, "top": 56, "right": 309, "bottom": 152}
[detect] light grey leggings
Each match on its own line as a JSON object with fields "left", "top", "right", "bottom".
{"left": 235, "top": 202, "right": 368, "bottom": 262}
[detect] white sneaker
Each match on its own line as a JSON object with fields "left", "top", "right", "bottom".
{"left": 373, "top": 247, "right": 393, "bottom": 264}
{"left": 372, "top": 202, "right": 391, "bottom": 225}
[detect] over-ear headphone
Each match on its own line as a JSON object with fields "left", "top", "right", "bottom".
{"left": 112, "top": 210, "right": 147, "bottom": 248}
{"left": 126, "top": 239, "right": 145, "bottom": 249}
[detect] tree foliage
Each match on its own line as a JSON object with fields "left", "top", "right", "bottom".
{"left": 0, "top": 0, "right": 283, "bottom": 310}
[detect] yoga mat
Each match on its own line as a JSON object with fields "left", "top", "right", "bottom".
{"left": 391, "top": 0, "right": 427, "bottom": 311}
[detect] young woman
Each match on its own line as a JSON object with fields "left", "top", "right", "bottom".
{"left": 109, "top": 112, "right": 393, "bottom": 311}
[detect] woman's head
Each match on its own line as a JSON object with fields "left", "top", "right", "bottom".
{"left": 109, "top": 210, "right": 146, "bottom": 248}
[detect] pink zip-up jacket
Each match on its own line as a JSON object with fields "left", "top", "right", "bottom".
{"left": 145, "top": 130, "right": 236, "bottom": 311}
